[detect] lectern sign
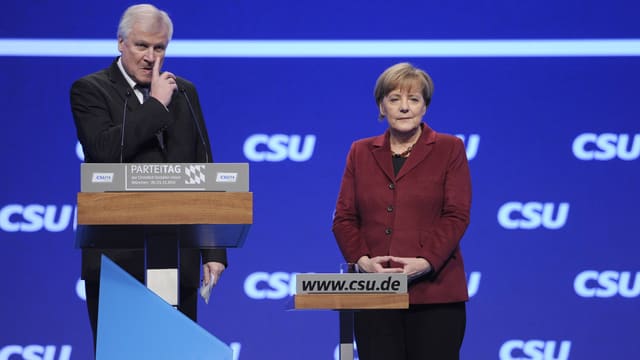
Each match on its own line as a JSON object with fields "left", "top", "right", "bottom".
{"left": 80, "top": 163, "right": 249, "bottom": 192}
{"left": 128, "top": 164, "right": 204, "bottom": 187}
{"left": 293, "top": 273, "right": 409, "bottom": 360}
{"left": 296, "top": 273, "right": 408, "bottom": 294}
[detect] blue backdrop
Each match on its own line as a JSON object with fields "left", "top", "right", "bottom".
{"left": 1, "top": 1, "right": 639, "bottom": 359}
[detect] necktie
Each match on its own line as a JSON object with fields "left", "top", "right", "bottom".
{"left": 135, "top": 84, "right": 150, "bottom": 103}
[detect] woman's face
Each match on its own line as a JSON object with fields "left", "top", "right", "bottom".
{"left": 379, "top": 85, "right": 426, "bottom": 134}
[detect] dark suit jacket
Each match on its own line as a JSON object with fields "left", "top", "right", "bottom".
{"left": 332, "top": 124, "right": 471, "bottom": 304}
{"left": 70, "top": 58, "right": 226, "bottom": 285}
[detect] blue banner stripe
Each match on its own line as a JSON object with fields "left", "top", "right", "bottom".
{"left": 2, "top": 39, "right": 640, "bottom": 57}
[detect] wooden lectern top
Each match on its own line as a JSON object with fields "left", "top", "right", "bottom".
{"left": 76, "top": 191, "right": 252, "bottom": 249}
{"left": 77, "top": 191, "right": 252, "bottom": 225}
{"left": 294, "top": 293, "right": 408, "bottom": 310}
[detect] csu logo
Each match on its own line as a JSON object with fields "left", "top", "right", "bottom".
{"left": 572, "top": 133, "right": 640, "bottom": 160}
{"left": 455, "top": 134, "right": 480, "bottom": 161}
{"left": 499, "top": 340, "right": 571, "bottom": 360}
{"left": 574, "top": 270, "right": 640, "bottom": 298}
{"left": 244, "top": 272, "right": 297, "bottom": 299}
{"left": 0, "top": 345, "right": 71, "bottom": 360}
{"left": 467, "top": 271, "right": 481, "bottom": 298}
{"left": 243, "top": 134, "right": 316, "bottom": 162}
{"left": 497, "top": 202, "right": 570, "bottom": 230}
{"left": 0, "top": 204, "right": 76, "bottom": 232}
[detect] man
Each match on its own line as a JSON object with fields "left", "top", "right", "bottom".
{"left": 70, "top": 4, "right": 226, "bottom": 349}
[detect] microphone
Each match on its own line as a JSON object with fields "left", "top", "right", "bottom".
{"left": 180, "top": 87, "right": 209, "bottom": 163}
{"left": 120, "top": 89, "right": 132, "bottom": 163}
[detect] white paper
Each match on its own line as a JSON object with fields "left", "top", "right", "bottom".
{"left": 199, "top": 276, "right": 215, "bottom": 304}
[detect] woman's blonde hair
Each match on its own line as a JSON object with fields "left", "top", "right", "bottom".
{"left": 374, "top": 62, "right": 434, "bottom": 119}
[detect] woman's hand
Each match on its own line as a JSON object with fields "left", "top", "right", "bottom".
{"left": 389, "top": 256, "right": 432, "bottom": 281}
{"left": 356, "top": 255, "right": 404, "bottom": 273}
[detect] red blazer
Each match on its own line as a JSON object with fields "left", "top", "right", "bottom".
{"left": 332, "top": 124, "right": 472, "bottom": 304}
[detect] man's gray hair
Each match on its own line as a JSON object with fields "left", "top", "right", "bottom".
{"left": 117, "top": 4, "right": 173, "bottom": 41}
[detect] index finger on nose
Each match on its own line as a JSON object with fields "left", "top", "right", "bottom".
{"left": 152, "top": 60, "right": 160, "bottom": 80}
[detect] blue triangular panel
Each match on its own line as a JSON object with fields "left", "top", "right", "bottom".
{"left": 96, "top": 255, "right": 232, "bottom": 360}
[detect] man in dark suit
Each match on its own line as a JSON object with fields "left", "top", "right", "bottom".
{"left": 69, "top": 4, "right": 226, "bottom": 350}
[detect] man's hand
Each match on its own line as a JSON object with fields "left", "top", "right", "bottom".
{"left": 203, "top": 261, "right": 225, "bottom": 286}
{"left": 150, "top": 60, "right": 177, "bottom": 107}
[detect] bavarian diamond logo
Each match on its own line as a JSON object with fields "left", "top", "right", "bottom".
{"left": 184, "top": 164, "right": 206, "bottom": 184}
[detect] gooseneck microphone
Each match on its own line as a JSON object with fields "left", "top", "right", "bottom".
{"left": 119, "top": 90, "right": 132, "bottom": 163}
{"left": 180, "top": 88, "right": 209, "bottom": 163}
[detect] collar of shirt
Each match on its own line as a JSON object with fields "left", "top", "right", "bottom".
{"left": 117, "top": 57, "right": 145, "bottom": 104}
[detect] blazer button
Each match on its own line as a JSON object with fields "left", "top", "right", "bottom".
{"left": 388, "top": 183, "right": 395, "bottom": 190}
{"left": 385, "top": 228, "right": 392, "bottom": 235}
{"left": 386, "top": 205, "right": 393, "bottom": 212}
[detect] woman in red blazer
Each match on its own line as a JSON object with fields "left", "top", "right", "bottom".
{"left": 332, "top": 62, "right": 472, "bottom": 360}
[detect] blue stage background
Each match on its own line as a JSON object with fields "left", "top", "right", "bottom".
{"left": 1, "top": 1, "right": 639, "bottom": 359}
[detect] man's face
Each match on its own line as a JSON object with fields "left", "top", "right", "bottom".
{"left": 118, "top": 22, "right": 169, "bottom": 85}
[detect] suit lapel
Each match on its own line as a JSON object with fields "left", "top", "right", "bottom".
{"left": 371, "top": 131, "right": 395, "bottom": 182}
{"left": 107, "top": 59, "right": 141, "bottom": 111}
{"left": 395, "top": 124, "right": 437, "bottom": 181}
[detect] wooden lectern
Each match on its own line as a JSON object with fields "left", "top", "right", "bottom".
{"left": 76, "top": 191, "right": 252, "bottom": 305}
{"left": 294, "top": 274, "right": 408, "bottom": 360}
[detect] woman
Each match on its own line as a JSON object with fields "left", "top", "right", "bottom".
{"left": 332, "top": 62, "right": 472, "bottom": 360}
